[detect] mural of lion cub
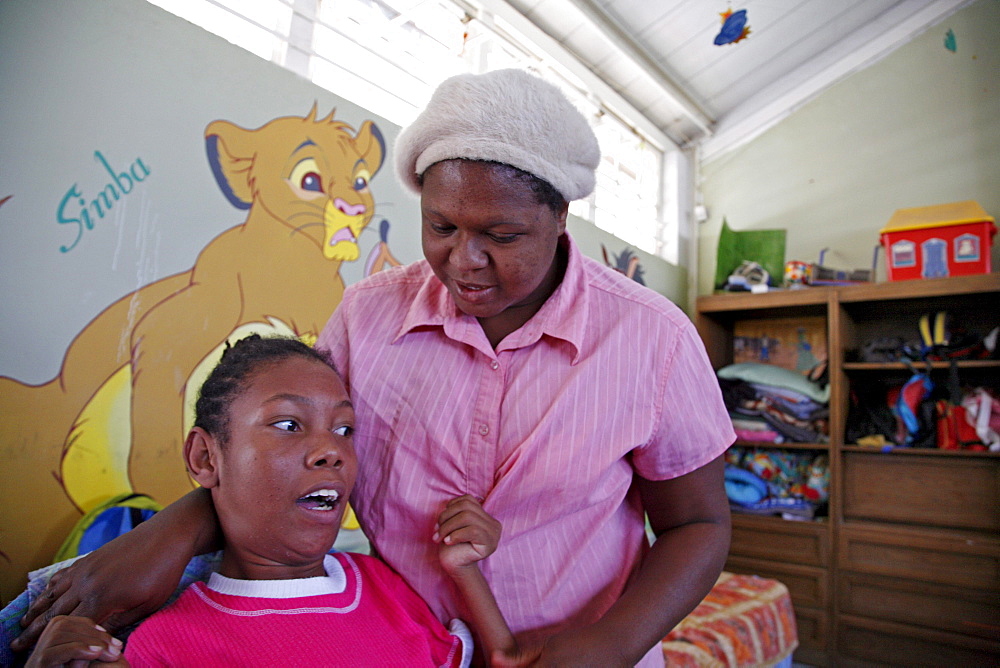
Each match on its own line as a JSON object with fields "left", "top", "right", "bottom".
{"left": 0, "top": 108, "right": 384, "bottom": 600}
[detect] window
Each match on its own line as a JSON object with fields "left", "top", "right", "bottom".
{"left": 145, "top": 0, "right": 674, "bottom": 261}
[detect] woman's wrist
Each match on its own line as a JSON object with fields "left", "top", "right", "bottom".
{"left": 148, "top": 487, "right": 221, "bottom": 556}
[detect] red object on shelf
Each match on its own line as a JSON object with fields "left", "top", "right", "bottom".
{"left": 880, "top": 201, "right": 996, "bottom": 281}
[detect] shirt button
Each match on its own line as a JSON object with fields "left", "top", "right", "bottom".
{"left": 490, "top": 360, "right": 499, "bottom": 370}
{"left": 479, "top": 424, "right": 490, "bottom": 436}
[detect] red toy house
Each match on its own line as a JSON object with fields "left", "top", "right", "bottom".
{"left": 880, "top": 200, "right": 996, "bottom": 281}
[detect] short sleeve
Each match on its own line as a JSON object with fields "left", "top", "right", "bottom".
{"left": 632, "top": 318, "right": 735, "bottom": 480}
{"left": 448, "top": 619, "right": 473, "bottom": 668}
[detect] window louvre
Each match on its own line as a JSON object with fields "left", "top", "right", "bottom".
{"left": 145, "top": 0, "right": 674, "bottom": 261}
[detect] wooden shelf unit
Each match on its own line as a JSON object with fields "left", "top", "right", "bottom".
{"left": 696, "top": 274, "right": 1000, "bottom": 666}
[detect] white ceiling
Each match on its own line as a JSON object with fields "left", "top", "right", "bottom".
{"left": 480, "top": 0, "right": 974, "bottom": 159}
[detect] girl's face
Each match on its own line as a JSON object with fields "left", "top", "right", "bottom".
{"left": 210, "top": 356, "right": 357, "bottom": 580}
{"left": 420, "top": 160, "right": 568, "bottom": 345}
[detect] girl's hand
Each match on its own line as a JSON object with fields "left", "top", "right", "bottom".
{"left": 433, "top": 495, "right": 501, "bottom": 575}
{"left": 435, "top": 495, "right": 515, "bottom": 660}
{"left": 24, "top": 615, "right": 127, "bottom": 668}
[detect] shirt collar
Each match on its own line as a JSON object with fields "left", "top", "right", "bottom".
{"left": 206, "top": 554, "right": 346, "bottom": 598}
{"left": 394, "top": 233, "right": 589, "bottom": 363}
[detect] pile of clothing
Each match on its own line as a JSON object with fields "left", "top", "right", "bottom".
{"left": 724, "top": 447, "right": 829, "bottom": 520}
{"left": 847, "top": 312, "right": 999, "bottom": 451}
{"left": 717, "top": 362, "right": 830, "bottom": 444}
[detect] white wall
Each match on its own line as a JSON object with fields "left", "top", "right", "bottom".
{"left": 0, "top": 0, "right": 423, "bottom": 383}
{"left": 697, "top": 0, "right": 1000, "bottom": 294}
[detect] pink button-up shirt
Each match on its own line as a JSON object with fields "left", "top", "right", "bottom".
{"left": 318, "top": 235, "right": 733, "bottom": 662}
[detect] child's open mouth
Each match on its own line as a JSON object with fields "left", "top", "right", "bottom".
{"left": 296, "top": 489, "right": 340, "bottom": 511}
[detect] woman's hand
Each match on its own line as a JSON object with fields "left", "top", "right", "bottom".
{"left": 14, "top": 527, "right": 182, "bottom": 652}
{"left": 499, "top": 455, "right": 731, "bottom": 667}
{"left": 433, "top": 495, "right": 501, "bottom": 576}
{"left": 490, "top": 628, "right": 630, "bottom": 668}
{"left": 23, "top": 615, "right": 127, "bottom": 668}
{"left": 13, "top": 488, "right": 218, "bottom": 651}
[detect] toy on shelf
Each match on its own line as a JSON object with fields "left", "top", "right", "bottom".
{"left": 784, "top": 249, "right": 874, "bottom": 288}
{"left": 724, "top": 260, "right": 771, "bottom": 293}
{"left": 880, "top": 200, "right": 996, "bottom": 281}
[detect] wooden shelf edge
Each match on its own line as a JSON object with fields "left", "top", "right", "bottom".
{"left": 731, "top": 440, "right": 830, "bottom": 451}
{"left": 836, "top": 273, "right": 1000, "bottom": 303}
{"left": 697, "top": 286, "right": 834, "bottom": 312}
{"left": 730, "top": 512, "right": 829, "bottom": 528}
{"left": 698, "top": 274, "right": 1000, "bottom": 313}
{"left": 843, "top": 360, "right": 1000, "bottom": 371}
{"left": 840, "top": 445, "right": 1000, "bottom": 458}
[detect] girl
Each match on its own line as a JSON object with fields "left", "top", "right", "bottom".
{"left": 27, "top": 335, "right": 513, "bottom": 667}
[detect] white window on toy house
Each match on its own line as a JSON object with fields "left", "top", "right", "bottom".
{"left": 144, "top": 0, "right": 676, "bottom": 263}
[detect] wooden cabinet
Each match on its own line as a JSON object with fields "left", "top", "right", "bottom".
{"left": 696, "top": 274, "right": 1000, "bottom": 666}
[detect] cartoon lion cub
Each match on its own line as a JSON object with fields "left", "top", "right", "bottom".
{"left": 0, "top": 108, "right": 384, "bottom": 601}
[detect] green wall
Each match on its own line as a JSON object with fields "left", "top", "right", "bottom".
{"left": 698, "top": 0, "right": 1000, "bottom": 294}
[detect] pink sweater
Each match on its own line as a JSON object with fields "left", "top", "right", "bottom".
{"left": 124, "top": 553, "right": 469, "bottom": 667}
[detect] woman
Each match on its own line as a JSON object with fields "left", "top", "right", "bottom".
{"left": 17, "top": 69, "right": 734, "bottom": 667}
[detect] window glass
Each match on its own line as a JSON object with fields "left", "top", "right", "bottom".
{"left": 144, "top": 0, "right": 672, "bottom": 261}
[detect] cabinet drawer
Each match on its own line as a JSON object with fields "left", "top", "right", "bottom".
{"left": 730, "top": 514, "right": 829, "bottom": 566}
{"left": 789, "top": 605, "right": 829, "bottom": 662}
{"left": 839, "top": 572, "right": 1000, "bottom": 640}
{"left": 837, "top": 614, "right": 1000, "bottom": 667}
{"left": 842, "top": 453, "right": 1000, "bottom": 531}
{"left": 725, "top": 555, "right": 828, "bottom": 609}
{"left": 838, "top": 523, "right": 1000, "bottom": 589}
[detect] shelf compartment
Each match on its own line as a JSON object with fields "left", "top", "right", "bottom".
{"left": 697, "top": 295, "right": 831, "bottom": 371}
{"left": 837, "top": 275, "right": 1000, "bottom": 363}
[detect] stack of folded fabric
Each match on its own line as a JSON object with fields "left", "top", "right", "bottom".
{"left": 724, "top": 447, "right": 830, "bottom": 520}
{"left": 717, "top": 362, "right": 830, "bottom": 443}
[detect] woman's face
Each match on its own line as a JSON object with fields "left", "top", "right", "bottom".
{"left": 421, "top": 160, "right": 567, "bottom": 341}
{"left": 211, "top": 356, "right": 357, "bottom": 580}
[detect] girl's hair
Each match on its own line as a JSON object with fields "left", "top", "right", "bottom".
{"left": 194, "top": 334, "right": 337, "bottom": 445}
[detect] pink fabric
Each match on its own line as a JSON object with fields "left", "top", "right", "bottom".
{"left": 124, "top": 553, "right": 464, "bottom": 667}
{"left": 317, "top": 234, "right": 734, "bottom": 663}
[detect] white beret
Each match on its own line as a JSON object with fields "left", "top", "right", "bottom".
{"left": 394, "top": 69, "right": 601, "bottom": 202}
